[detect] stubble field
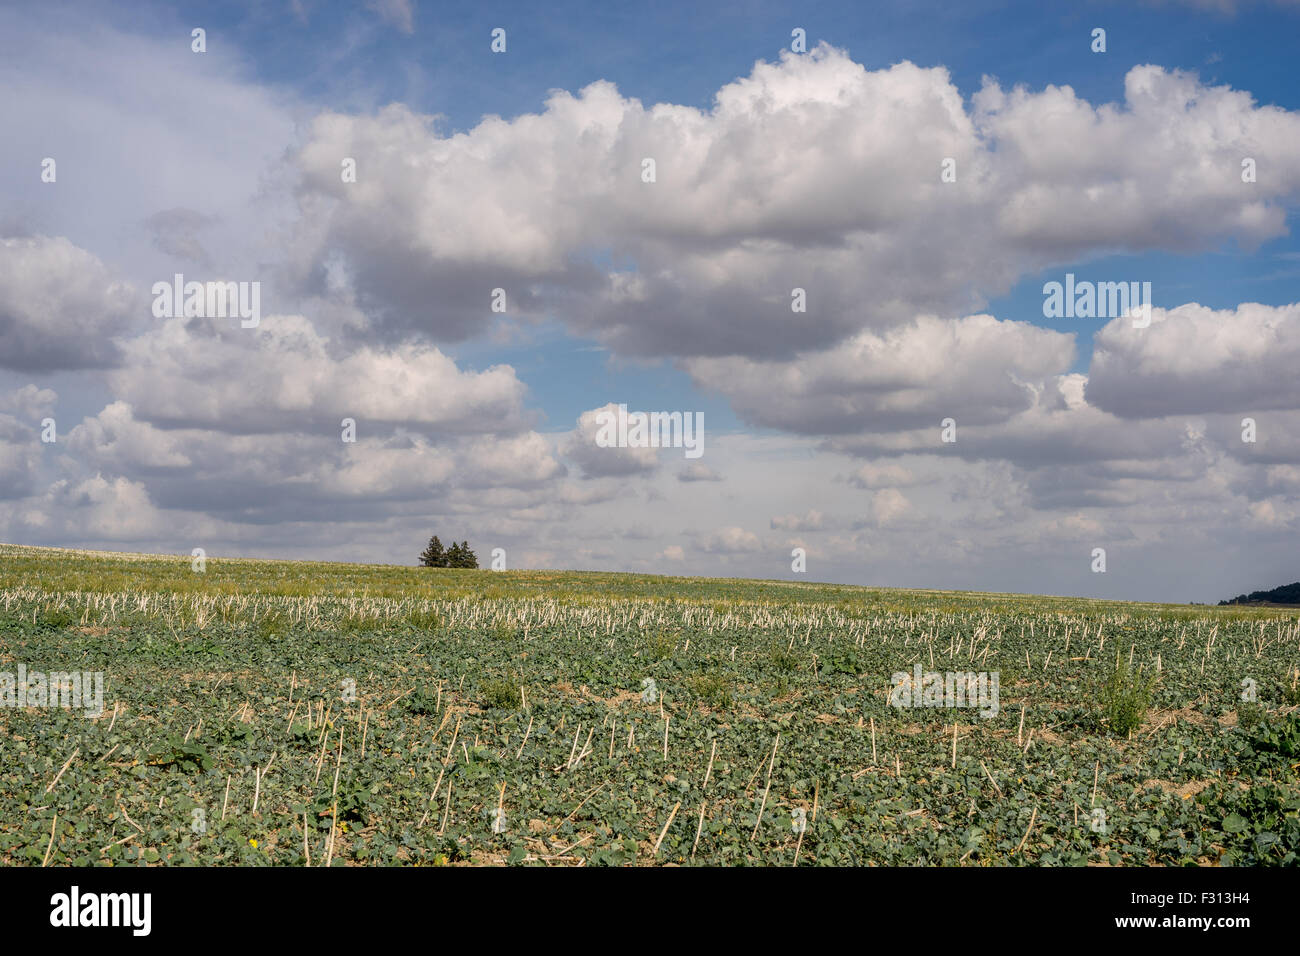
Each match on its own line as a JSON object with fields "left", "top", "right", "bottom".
{"left": 1, "top": 543, "right": 1297, "bottom": 867}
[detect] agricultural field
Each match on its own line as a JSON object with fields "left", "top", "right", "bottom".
{"left": 1, "top": 542, "right": 1297, "bottom": 867}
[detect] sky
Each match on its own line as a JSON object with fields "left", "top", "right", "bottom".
{"left": 2, "top": 0, "right": 1299, "bottom": 602}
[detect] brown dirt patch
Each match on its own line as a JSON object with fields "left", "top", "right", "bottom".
{"left": 1144, "top": 778, "right": 1214, "bottom": 800}
{"left": 1142, "top": 706, "right": 1214, "bottom": 735}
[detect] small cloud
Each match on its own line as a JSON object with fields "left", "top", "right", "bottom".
{"left": 0, "top": 384, "right": 57, "bottom": 420}
{"left": 870, "top": 488, "right": 910, "bottom": 525}
{"left": 678, "top": 462, "right": 722, "bottom": 482}
{"left": 698, "top": 526, "right": 762, "bottom": 554}
{"left": 770, "top": 509, "right": 826, "bottom": 531}
{"left": 847, "top": 462, "right": 914, "bottom": 490}
{"left": 143, "top": 208, "right": 217, "bottom": 264}
{"left": 367, "top": 0, "right": 415, "bottom": 34}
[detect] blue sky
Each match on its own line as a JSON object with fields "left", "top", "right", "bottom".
{"left": 2, "top": 0, "right": 1300, "bottom": 601}
{"left": 122, "top": 1, "right": 1300, "bottom": 124}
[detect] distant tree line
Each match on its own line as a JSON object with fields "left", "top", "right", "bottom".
{"left": 419, "top": 535, "right": 478, "bottom": 569}
{"left": 1219, "top": 581, "right": 1300, "bottom": 606}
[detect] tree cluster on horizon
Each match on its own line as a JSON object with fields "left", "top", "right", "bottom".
{"left": 1219, "top": 580, "right": 1300, "bottom": 606}
{"left": 419, "top": 535, "right": 478, "bottom": 569}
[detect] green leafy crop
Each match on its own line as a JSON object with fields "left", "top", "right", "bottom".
{"left": 1097, "top": 651, "right": 1157, "bottom": 736}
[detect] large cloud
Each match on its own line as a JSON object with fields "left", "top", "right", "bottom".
{"left": 0, "top": 386, "right": 57, "bottom": 501}
{"left": 108, "top": 314, "right": 536, "bottom": 436}
{"left": 972, "top": 65, "right": 1300, "bottom": 254}
{"left": 563, "top": 403, "right": 661, "bottom": 478}
{"left": 287, "top": 47, "right": 1300, "bottom": 360}
{"left": 1087, "top": 302, "right": 1300, "bottom": 417}
{"left": 0, "top": 416, "right": 41, "bottom": 501}
{"left": 686, "top": 314, "right": 1074, "bottom": 434}
{"left": 0, "top": 237, "right": 134, "bottom": 371}
{"left": 60, "top": 401, "right": 564, "bottom": 524}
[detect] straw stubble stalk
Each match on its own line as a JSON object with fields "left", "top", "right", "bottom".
{"left": 517, "top": 714, "right": 534, "bottom": 759}
{"left": 439, "top": 781, "right": 453, "bottom": 835}
{"left": 750, "top": 735, "right": 779, "bottom": 841}
{"left": 314, "top": 725, "right": 331, "bottom": 784}
{"left": 42, "top": 814, "right": 58, "bottom": 867}
{"left": 564, "top": 725, "right": 580, "bottom": 770}
{"left": 1015, "top": 806, "right": 1039, "bottom": 855}
{"left": 691, "top": 801, "right": 706, "bottom": 859}
{"left": 45, "top": 748, "right": 79, "bottom": 795}
{"left": 331, "top": 724, "right": 345, "bottom": 802}
{"left": 417, "top": 766, "right": 447, "bottom": 828}
{"left": 653, "top": 801, "right": 681, "bottom": 857}
{"left": 444, "top": 714, "right": 462, "bottom": 766}
{"left": 980, "top": 760, "right": 1003, "bottom": 798}
{"left": 326, "top": 800, "right": 338, "bottom": 868}
{"left": 578, "top": 726, "right": 594, "bottom": 765}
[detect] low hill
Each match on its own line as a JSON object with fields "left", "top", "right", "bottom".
{"left": 1219, "top": 581, "right": 1300, "bottom": 606}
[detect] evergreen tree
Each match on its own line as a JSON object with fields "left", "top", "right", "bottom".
{"left": 419, "top": 535, "right": 446, "bottom": 568}
{"left": 1219, "top": 581, "right": 1300, "bottom": 605}
{"left": 421, "top": 535, "right": 479, "bottom": 569}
